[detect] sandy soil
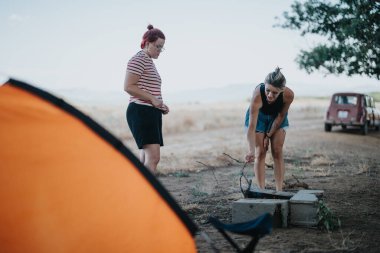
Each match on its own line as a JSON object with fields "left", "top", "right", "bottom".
{"left": 82, "top": 98, "right": 380, "bottom": 253}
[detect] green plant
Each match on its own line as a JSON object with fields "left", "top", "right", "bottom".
{"left": 190, "top": 184, "right": 209, "bottom": 198}
{"left": 172, "top": 171, "right": 190, "bottom": 178}
{"left": 317, "top": 200, "right": 341, "bottom": 231}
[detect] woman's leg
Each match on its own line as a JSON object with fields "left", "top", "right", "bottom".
{"left": 270, "top": 129, "right": 286, "bottom": 191}
{"left": 143, "top": 144, "right": 161, "bottom": 173}
{"left": 139, "top": 150, "right": 145, "bottom": 164}
{"left": 254, "top": 132, "right": 267, "bottom": 189}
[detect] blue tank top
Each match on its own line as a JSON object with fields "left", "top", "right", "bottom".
{"left": 259, "top": 83, "right": 284, "bottom": 115}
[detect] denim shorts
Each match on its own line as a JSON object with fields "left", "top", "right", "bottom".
{"left": 245, "top": 108, "right": 289, "bottom": 133}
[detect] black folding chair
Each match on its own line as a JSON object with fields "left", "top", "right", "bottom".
{"left": 208, "top": 213, "right": 272, "bottom": 253}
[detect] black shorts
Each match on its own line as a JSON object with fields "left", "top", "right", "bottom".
{"left": 126, "top": 102, "right": 163, "bottom": 149}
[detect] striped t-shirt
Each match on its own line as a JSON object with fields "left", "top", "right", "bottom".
{"left": 127, "top": 50, "right": 162, "bottom": 107}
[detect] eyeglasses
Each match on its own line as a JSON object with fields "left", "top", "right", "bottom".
{"left": 155, "top": 45, "right": 165, "bottom": 52}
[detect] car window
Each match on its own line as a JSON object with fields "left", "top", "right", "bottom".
{"left": 334, "top": 95, "right": 357, "bottom": 105}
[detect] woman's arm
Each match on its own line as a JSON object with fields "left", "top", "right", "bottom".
{"left": 266, "top": 87, "right": 294, "bottom": 138}
{"left": 124, "top": 71, "right": 163, "bottom": 108}
{"left": 246, "top": 87, "right": 262, "bottom": 162}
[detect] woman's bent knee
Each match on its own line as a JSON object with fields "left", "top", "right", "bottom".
{"left": 152, "top": 156, "right": 160, "bottom": 165}
{"left": 255, "top": 148, "right": 267, "bottom": 160}
{"left": 271, "top": 147, "right": 283, "bottom": 160}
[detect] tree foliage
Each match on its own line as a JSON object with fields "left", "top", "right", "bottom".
{"left": 277, "top": 0, "right": 380, "bottom": 80}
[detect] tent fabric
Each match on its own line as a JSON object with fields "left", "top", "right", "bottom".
{"left": 0, "top": 79, "right": 197, "bottom": 253}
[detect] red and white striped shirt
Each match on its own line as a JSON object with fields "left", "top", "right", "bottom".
{"left": 127, "top": 50, "right": 162, "bottom": 107}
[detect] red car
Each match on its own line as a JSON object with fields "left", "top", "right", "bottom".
{"left": 324, "top": 92, "right": 380, "bottom": 135}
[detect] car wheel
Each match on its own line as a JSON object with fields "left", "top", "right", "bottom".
{"left": 325, "top": 123, "right": 332, "bottom": 132}
{"left": 361, "top": 122, "right": 368, "bottom": 135}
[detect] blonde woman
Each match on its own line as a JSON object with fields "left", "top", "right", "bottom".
{"left": 245, "top": 67, "right": 294, "bottom": 191}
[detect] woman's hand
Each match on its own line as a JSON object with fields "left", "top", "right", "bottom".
{"left": 245, "top": 151, "right": 255, "bottom": 163}
{"left": 151, "top": 97, "right": 169, "bottom": 114}
{"left": 161, "top": 103, "right": 170, "bottom": 114}
{"left": 263, "top": 135, "right": 270, "bottom": 151}
{"left": 151, "top": 97, "right": 164, "bottom": 108}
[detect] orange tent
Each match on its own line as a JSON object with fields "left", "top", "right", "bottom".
{"left": 0, "top": 79, "right": 198, "bottom": 253}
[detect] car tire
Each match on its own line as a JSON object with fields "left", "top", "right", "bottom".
{"left": 325, "top": 123, "right": 332, "bottom": 132}
{"left": 361, "top": 122, "right": 368, "bottom": 135}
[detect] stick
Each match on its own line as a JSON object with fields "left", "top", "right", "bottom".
{"left": 196, "top": 161, "right": 219, "bottom": 185}
{"left": 223, "top": 152, "right": 273, "bottom": 168}
{"left": 222, "top": 152, "right": 243, "bottom": 163}
{"left": 292, "top": 174, "right": 301, "bottom": 183}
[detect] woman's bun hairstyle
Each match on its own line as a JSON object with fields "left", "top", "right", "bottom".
{"left": 140, "top": 24, "right": 166, "bottom": 49}
{"left": 264, "top": 66, "right": 286, "bottom": 89}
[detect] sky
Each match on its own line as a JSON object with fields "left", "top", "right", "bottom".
{"left": 1, "top": 0, "right": 379, "bottom": 103}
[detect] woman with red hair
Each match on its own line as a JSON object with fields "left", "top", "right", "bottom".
{"left": 124, "top": 24, "right": 168, "bottom": 174}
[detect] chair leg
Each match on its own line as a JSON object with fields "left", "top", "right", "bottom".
{"left": 242, "top": 237, "right": 259, "bottom": 253}
{"left": 216, "top": 227, "right": 243, "bottom": 253}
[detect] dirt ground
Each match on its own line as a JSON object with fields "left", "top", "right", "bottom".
{"left": 159, "top": 129, "right": 380, "bottom": 253}
{"left": 83, "top": 98, "right": 380, "bottom": 253}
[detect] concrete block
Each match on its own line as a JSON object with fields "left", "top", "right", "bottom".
{"left": 297, "top": 189, "right": 324, "bottom": 199}
{"left": 289, "top": 193, "right": 318, "bottom": 227}
{"left": 232, "top": 199, "right": 289, "bottom": 228}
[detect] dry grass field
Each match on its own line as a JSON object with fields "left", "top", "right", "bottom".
{"left": 80, "top": 97, "right": 380, "bottom": 253}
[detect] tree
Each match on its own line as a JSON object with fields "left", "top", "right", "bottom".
{"left": 277, "top": 0, "right": 380, "bottom": 80}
